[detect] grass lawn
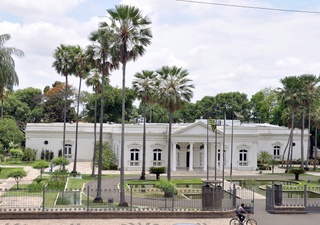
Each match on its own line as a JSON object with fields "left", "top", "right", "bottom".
{"left": 0, "top": 167, "right": 25, "bottom": 179}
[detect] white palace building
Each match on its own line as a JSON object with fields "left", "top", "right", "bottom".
{"left": 25, "top": 120, "right": 309, "bottom": 172}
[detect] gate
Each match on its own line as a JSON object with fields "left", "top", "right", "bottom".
{"left": 265, "top": 185, "right": 274, "bottom": 213}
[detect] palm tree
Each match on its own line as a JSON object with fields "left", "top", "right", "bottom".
{"left": 53, "top": 44, "right": 75, "bottom": 165}
{"left": 86, "top": 69, "right": 107, "bottom": 176}
{"left": 71, "top": 45, "right": 90, "bottom": 175}
{"left": 88, "top": 24, "right": 119, "bottom": 203}
{"left": 132, "top": 70, "right": 157, "bottom": 180}
{"left": 107, "top": 4, "right": 152, "bottom": 206}
{"left": 311, "top": 103, "right": 320, "bottom": 171}
{"left": 0, "top": 34, "right": 24, "bottom": 117}
{"left": 279, "top": 76, "right": 303, "bottom": 170}
{"left": 298, "top": 74, "right": 320, "bottom": 169}
{"left": 156, "top": 66, "right": 194, "bottom": 181}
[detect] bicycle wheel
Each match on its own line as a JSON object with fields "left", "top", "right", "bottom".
{"left": 230, "top": 218, "right": 241, "bottom": 225}
{"left": 246, "top": 218, "right": 257, "bottom": 225}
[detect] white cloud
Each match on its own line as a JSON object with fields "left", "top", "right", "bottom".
{"left": 3, "top": 0, "right": 320, "bottom": 103}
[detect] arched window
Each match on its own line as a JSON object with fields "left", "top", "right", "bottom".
{"left": 130, "top": 149, "right": 139, "bottom": 166}
{"left": 239, "top": 149, "right": 248, "bottom": 166}
{"left": 153, "top": 149, "right": 162, "bottom": 166}
{"left": 64, "top": 144, "right": 72, "bottom": 158}
{"left": 274, "top": 146, "right": 280, "bottom": 159}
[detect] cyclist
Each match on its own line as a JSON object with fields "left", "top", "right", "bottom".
{"left": 236, "top": 203, "right": 248, "bottom": 224}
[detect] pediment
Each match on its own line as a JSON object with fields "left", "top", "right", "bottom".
{"left": 173, "top": 121, "right": 222, "bottom": 136}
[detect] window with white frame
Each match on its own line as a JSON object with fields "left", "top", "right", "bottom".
{"left": 274, "top": 146, "right": 281, "bottom": 159}
{"left": 64, "top": 144, "right": 72, "bottom": 158}
{"left": 130, "top": 149, "right": 139, "bottom": 166}
{"left": 153, "top": 149, "right": 162, "bottom": 166}
{"left": 239, "top": 149, "right": 248, "bottom": 166}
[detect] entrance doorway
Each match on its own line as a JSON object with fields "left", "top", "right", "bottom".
{"left": 186, "top": 151, "right": 190, "bottom": 168}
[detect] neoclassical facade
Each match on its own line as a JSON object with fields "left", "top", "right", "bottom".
{"left": 25, "top": 120, "right": 308, "bottom": 171}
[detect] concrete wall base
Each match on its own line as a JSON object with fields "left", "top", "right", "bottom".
{"left": 0, "top": 210, "right": 234, "bottom": 220}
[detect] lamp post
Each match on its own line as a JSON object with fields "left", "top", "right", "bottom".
{"left": 230, "top": 111, "right": 234, "bottom": 190}
{"left": 206, "top": 114, "right": 209, "bottom": 181}
{"left": 222, "top": 106, "right": 226, "bottom": 191}
{"left": 214, "top": 105, "right": 220, "bottom": 181}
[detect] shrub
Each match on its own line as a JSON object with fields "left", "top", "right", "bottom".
{"left": 27, "top": 183, "right": 43, "bottom": 192}
{"left": 154, "top": 179, "right": 177, "bottom": 197}
{"left": 149, "top": 166, "right": 166, "bottom": 180}
{"left": 288, "top": 168, "right": 305, "bottom": 180}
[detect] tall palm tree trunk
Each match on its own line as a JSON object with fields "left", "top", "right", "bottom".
{"left": 286, "top": 112, "right": 294, "bottom": 172}
{"left": 94, "top": 58, "right": 106, "bottom": 203}
{"left": 72, "top": 77, "right": 82, "bottom": 174}
{"left": 301, "top": 113, "right": 305, "bottom": 169}
{"left": 306, "top": 107, "right": 311, "bottom": 169}
{"left": 119, "top": 61, "right": 127, "bottom": 206}
{"left": 91, "top": 92, "right": 97, "bottom": 177}
{"left": 167, "top": 112, "right": 173, "bottom": 181}
{"left": 62, "top": 75, "right": 68, "bottom": 171}
{"left": 314, "top": 128, "right": 318, "bottom": 171}
{"left": 140, "top": 102, "right": 146, "bottom": 180}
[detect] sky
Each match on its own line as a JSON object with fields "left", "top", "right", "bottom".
{"left": 2, "top": 0, "right": 320, "bottom": 104}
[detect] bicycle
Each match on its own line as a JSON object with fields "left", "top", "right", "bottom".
{"left": 229, "top": 213, "right": 257, "bottom": 225}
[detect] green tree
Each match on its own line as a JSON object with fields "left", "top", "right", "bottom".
{"left": 51, "top": 157, "right": 70, "bottom": 172}
{"left": 88, "top": 23, "right": 119, "bottom": 203}
{"left": 85, "top": 69, "right": 107, "bottom": 177}
{"left": 0, "top": 34, "right": 24, "bottom": 118}
{"left": 14, "top": 87, "right": 42, "bottom": 111}
{"left": 8, "top": 169, "right": 27, "bottom": 189}
{"left": 149, "top": 166, "right": 166, "bottom": 180}
{"left": 215, "top": 92, "right": 249, "bottom": 121}
{"left": 33, "top": 160, "right": 50, "bottom": 179}
{"left": 72, "top": 45, "right": 90, "bottom": 175}
{"left": 9, "top": 148, "right": 23, "bottom": 162}
{"left": 288, "top": 167, "right": 305, "bottom": 181}
{"left": 3, "top": 94, "right": 31, "bottom": 124}
{"left": 156, "top": 66, "right": 194, "bottom": 181}
{"left": 52, "top": 44, "right": 76, "bottom": 163}
{"left": 94, "top": 142, "right": 117, "bottom": 170}
{"left": 107, "top": 4, "right": 152, "bottom": 206}
{"left": 132, "top": 70, "right": 157, "bottom": 180}
{"left": 0, "top": 118, "right": 24, "bottom": 150}
{"left": 297, "top": 75, "right": 320, "bottom": 169}
{"left": 22, "top": 148, "right": 37, "bottom": 163}
{"left": 278, "top": 76, "right": 302, "bottom": 171}
{"left": 250, "top": 88, "right": 278, "bottom": 123}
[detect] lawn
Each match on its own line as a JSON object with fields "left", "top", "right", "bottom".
{"left": 0, "top": 166, "right": 24, "bottom": 179}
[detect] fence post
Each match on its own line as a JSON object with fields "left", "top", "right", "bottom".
{"left": 232, "top": 184, "right": 237, "bottom": 208}
{"left": 87, "top": 185, "right": 89, "bottom": 211}
{"left": 172, "top": 188, "right": 175, "bottom": 210}
{"left": 130, "top": 185, "right": 133, "bottom": 211}
{"left": 304, "top": 184, "right": 307, "bottom": 207}
{"left": 42, "top": 184, "right": 46, "bottom": 211}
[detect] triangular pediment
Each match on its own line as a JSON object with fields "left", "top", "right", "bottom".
{"left": 173, "top": 121, "right": 222, "bottom": 136}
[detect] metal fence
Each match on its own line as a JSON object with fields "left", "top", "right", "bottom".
{"left": 266, "top": 184, "right": 320, "bottom": 213}
{"left": 0, "top": 185, "right": 254, "bottom": 212}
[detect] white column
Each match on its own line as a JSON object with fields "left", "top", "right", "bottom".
{"left": 252, "top": 142, "right": 258, "bottom": 171}
{"left": 172, "top": 142, "right": 177, "bottom": 171}
{"left": 189, "top": 142, "right": 194, "bottom": 171}
{"left": 203, "top": 142, "right": 207, "bottom": 171}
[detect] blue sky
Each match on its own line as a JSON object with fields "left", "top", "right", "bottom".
{"left": 2, "top": 0, "right": 320, "bottom": 103}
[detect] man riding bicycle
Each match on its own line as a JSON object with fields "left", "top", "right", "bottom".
{"left": 236, "top": 203, "right": 249, "bottom": 224}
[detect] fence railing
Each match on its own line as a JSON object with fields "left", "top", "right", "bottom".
{"left": 266, "top": 184, "right": 320, "bottom": 213}
{"left": 0, "top": 185, "right": 254, "bottom": 212}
